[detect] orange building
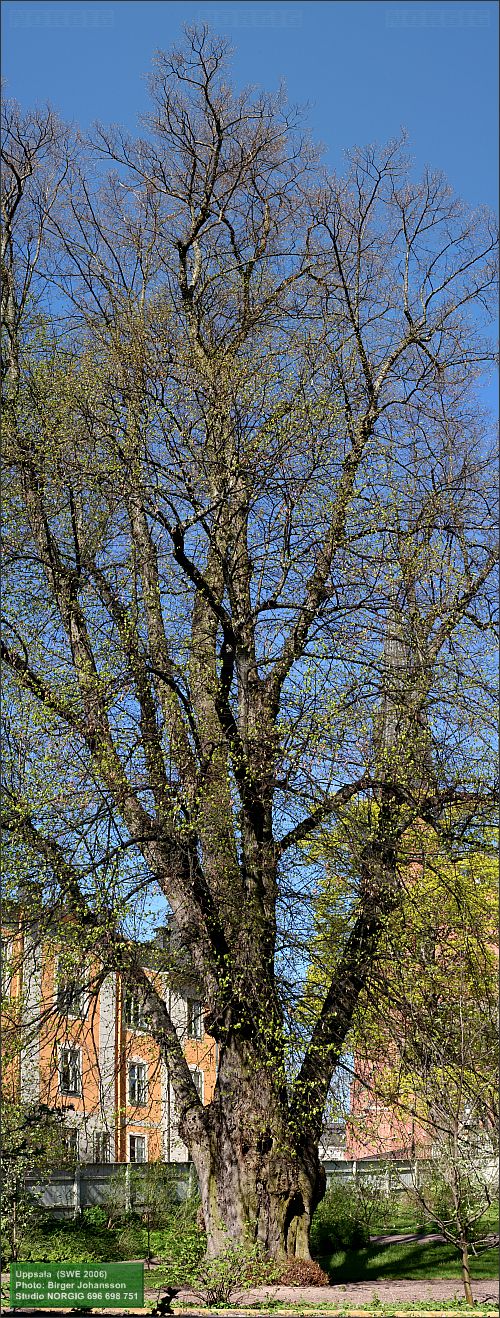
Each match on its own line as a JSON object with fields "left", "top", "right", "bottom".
{"left": 346, "top": 1057, "right": 431, "bottom": 1160}
{"left": 1, "top": 910, "right": 217, "bottom": 1165}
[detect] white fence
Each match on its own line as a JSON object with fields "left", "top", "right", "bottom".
{"left": 28, "top": 1155, "right": 499, "bottom": 1219}
{"left": 27, "top": 1162, "right": 195, "bottom": 1219}
{"left": 324, "top": 1157, "right": 416, "bottom": 1190}
{"left": 324, "top": 1155, "right": 499, "bottom": 1194}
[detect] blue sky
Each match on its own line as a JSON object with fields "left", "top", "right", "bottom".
{"left": 2, "top": 0, "right": 498, "bottom": 210}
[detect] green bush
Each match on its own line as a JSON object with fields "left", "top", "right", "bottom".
{"left": 311, "top": 1182, "right": 371, "bottom": 1253}
{"left": 131, "top": 1163, "right": 180, "bottom": 1228}
{"left": 372, "top": 1187, "right": 424, "bottom": 1231}
{"left": 99, "top": 1163, "right": 186, "bottom": 1232}
{"left": 154, "top": 1206, "right": 206, "bottom": 1285}
{"left": 18, "top": 1223, "right": 122, "bottom": 1263}
{"left": 82, "top": 1206, "right": 108, "bottom": 1229}
{"left": 190, "top": 1242, "right": 279, "bottom": 1306}
{"left": 14, "top": 1188, "right": 206, "bottom": 1271}
{"left": 116, "top": 1222, "right": 145, "bottom": 1259}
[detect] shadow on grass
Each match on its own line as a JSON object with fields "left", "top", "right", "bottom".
{"left": 318, "top": 1240, "right": 499, "bottom": 1285}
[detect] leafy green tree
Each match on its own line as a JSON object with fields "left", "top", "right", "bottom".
{"left": 306, "top": 817, "right": 498, "bottom": 1303}
{"left": 1, "top": 29, "right": 497, "bottom": 1262}
{"left": 405, "top": 1111, "right": 498, "bottom": 1305}
{"left": 0, "top": 1101, "right": 68, "bottom": 1262}
{"left": 350, "top": 824, "right": 498, "bottom": 1135}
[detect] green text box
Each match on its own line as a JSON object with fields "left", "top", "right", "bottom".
{"left": 10, "top": 1262, "right": 144, "bottom": 1309}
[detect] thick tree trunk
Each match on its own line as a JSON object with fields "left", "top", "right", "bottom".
{"left": 180, "top": 1036, "right": 325, "bottom": 1260}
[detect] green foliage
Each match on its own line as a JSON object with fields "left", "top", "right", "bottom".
{"left": 116, "top": 1222, "right": 145, "bottom": 1259}
{"left": 15, "top": 1198, "right": 206, "bottom": 1272}
{"left": 81, "top": 1206, "right": 108, "bottom": 1228}
{"left": 17, "top": 1221, "right": 123, "bottom": 1263}
{"left": 130, "top": 1162, "right": 180, "bottom": 1229}
{"left": 94, "top": 1163, "right": 204, "bottom": 1273}
{"left": 0, "top": 1101, "right": 69, "bottom": 1263}
{"left": 305, "top": 813, "right": 498, "bottom": 1029}
{"left": 100, "top": 1161, "right": 191, "bottom": 1230}
{"left": 152, "top": 1200, "right": 206, "bottom": 1286}
{"left": 190, "top": 1241, "right": 279, "bottom": 1305}
{"left": 98, "top": 1168, "right": 131, "bottom": 1227}
{"left": 310, "top": 1182, "right": 371, "bottom": 1252}
{"left": 367, "top": 1189, "right": 427, "bottom": 1233}
{"left": 233, "top": 1307, "right": 500, "bottom": 1315}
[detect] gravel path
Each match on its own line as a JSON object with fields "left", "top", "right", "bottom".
{"left": 4, "top": 1288, "right": 499, "bottom": 1313}
{"left": 171, "top": 1279, "right": 499, "bottom": 1306}
{"left": 170, "top": 1275, "right": 498, "bottom": 1307}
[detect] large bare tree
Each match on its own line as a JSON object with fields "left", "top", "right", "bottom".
{"left": 1, "top": 29, "right": 498, "bottom": 1261}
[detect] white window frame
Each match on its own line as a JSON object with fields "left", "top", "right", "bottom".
{"left": 190, "top": 1066, "right": 204, "bottom": 1102}
{"left": 1, "top": 938, "right": 12, "bottom": 999}
{"left": 59, "top": 1044, "right": 82, "bottom": 1097}
{"left": 93, "top": 1130, "right": 111, "bottom": 1163}
{"left": 187, "top": 997, "right": 203, "bottom": 1040}
{"left": 55, "top": 958, "right": 88, "bottom": 1020}
{"left": 64, "top": 1128, "right": 80, "bottom": 1159}
{"left": 129, "top": 1133, "right": 147, "bottom": 1163}
{"left": 124, "top": 989, "right": 150, "bottom": 1033}
{"left": 128, "top": 1059, "right": 148, "bottom": 1107}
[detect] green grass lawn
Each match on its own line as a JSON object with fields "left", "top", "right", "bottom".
{"left": 370, "top": 1200, "right": 500, "bottom": 1238}
{"left": 13, "top": 1221, "right": 199, "bottom": 1264}
{"left": 319, "top": 1239, "right": 499, "bottom": 1284}
{"left": 10, "top": 1208, "right": 499, "bottom": 1293}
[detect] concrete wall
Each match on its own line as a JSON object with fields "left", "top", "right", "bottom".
{"left": 27, "top": 1162, "right": 195, "bottom": 1219}
{"left": 27, "top": 1154, "right": 499, "bottom": 1220}
{"left": 324, "top": 1157, "right": 416, "bottom": 1191}
{"left": 324, "top": 1155, "right": 499, "bottom": 1193}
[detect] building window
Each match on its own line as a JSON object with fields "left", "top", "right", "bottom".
{"left": 190, "top": 1067, "right": 204, "bottom": 1101}
{"left": 187, "top": 998, "right": 203, "bottom": 1040}
{"left": 56, "top": 962, "right": 86, "bottom": 1018}
{"left": 64, "top": 1129, "right": 79, "bottom": 1159}
{"left": 124, "top": 990, "right": 150, "bottom": 1033}
{"left": 59, "top": 1047, "right": 82, "bottom": 1097}
{"left": 128, "top": 1061, "right": 147, "bottom": 1106}
{"left": 1, "top": 939, "right": 12, "bottom": 999}
{"left": 93, "top": 1131, "right": 111, "bottom": 1163}
{"left": 129, "top": 1134, "right": 146, "bottom": 1163}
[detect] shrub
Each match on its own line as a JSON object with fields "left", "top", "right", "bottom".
{"left": 374, "top": 1187, "right": 422, "bottom": 1230}
{"left": 155, "top": 1208, "right": 206, "bottom": 1286}
{"left": 130, "top": 1163, "right": 180, "bottom": 1230}
{"left": 18, "top": 1225, "right": 122, "bottom": 1263}
{"left": 82, "top": 1206, "right": 108, "bottom": 1229}
{"left": 191, "top": 1242, "right": 279, "bottom": 1305}
{"left": 278, "top": 1257, "right": 330, "bottom": 1285}
{"left": 310, "top": 1182, "right": 370, "bottom": 1254}
{"left": 116, "top": 1222, "right": 145, "bottom": 1259}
